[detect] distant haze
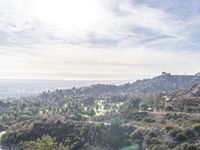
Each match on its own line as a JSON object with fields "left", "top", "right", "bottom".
{"left": 0, "top": 79, "right": 130, "bottom": 99}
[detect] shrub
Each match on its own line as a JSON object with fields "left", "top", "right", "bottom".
{"left": 181, "top": 142, "right": 198, "bottom": 150}
{"left": 21, "top": 135, "right": 67, "bottom": 150}
{"left": 192, "top": 124, "right": 200, "bottom": 132}
{"left": 183, "top": 128, "right": 194, "bottom": 138}
{"left": 186, "top": 145, "right": 198, "bottom": 150}
{"left": 176, "top": 133, "right": 187, "bottom": 142}
{"left": 129, "top": 129, "right": 143, "bottom": 141}
{"left": 145, "top": 136, "right": 160, "bottom": 146}
{"left": 165, "top": 126, "right": 173, "bottom": 132}
{"left": 144, "top": 135, "right": 151, "bottom": 145}
{"left": 143, "top": 117, "right": 156, "bottom": 123}
{"left": 169, "top": 128, "right": 181, "bottom": 137}
{"left": 164, "top": 105, "right": 174, "bottom": 111}
{"left": 148, "top": 131, "right": 156, "bottom": 137}
{"left": 150, "top": 144, "right": 165, "bottom": 150}
{"left": 151, "top": 138, "right": 160, "bottom": 145}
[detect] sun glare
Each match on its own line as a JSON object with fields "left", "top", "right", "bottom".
{"left": 28, "top": 0, "right": 105, "bottom": 30}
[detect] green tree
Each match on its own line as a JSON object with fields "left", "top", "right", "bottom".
{"left": 22, "top": 135, "right": 67, "bottom": 150}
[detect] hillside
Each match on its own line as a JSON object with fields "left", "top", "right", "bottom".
{"left": 37, "top": 73, "right": 200, "bottom": 100}
{"left": 1, "top": 73, "right": 200, "bottom": 150}
{"left": 0, "top": 80, "right": 126, "bottom": 99}
{"left": 121, "top": 73, "right": 200, "bottom": 94}
{"left": 163, "top": 83, "right": 200, "bottom": 112}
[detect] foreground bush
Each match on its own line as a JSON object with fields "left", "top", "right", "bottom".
{"left": 21, "top": 135, "right": 67, "bottom": 150}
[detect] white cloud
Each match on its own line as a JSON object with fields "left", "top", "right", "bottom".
{"left": 0, "top": 0, "right": 200, "bottom": 79}
{"left": 0, "top": 44, "right": 199, "bottom": 80}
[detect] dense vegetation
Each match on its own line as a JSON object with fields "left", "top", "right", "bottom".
{"left": 1, "top": 73, "right": 200, "bottom": 150}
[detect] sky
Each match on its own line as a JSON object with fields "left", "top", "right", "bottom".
{"left": 0, "top": 0, "right": 200, "bottom": 80}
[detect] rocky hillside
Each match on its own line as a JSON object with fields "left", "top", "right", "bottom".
{"left": 163, "top": 83, "right": 200, "bottom": 112}
{"left": 121, "top": 73, "right": 200, "bottom": 94}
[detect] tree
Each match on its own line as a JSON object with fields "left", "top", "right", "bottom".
{"left": 22, "top": 135, "right": 67, "bottom": 150}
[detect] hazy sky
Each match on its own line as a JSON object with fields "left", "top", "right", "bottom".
{"left": 0, "top": 0, "right": 200, "bottom": 80}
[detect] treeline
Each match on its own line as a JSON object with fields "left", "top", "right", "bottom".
{"left": 1, "top": 120, "right": 135, "bottom": 150}
{"left": 0, "top": 91, "right": 162, "bottom": 128}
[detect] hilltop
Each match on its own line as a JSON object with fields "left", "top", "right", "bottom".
{"left": 38, "top": 73, "right": 200, "bottom": 99}
{"left": 121, "top": 72, "right": 200, "bottom": 94}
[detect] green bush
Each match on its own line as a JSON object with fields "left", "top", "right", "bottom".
{"left": 21, "top": 135, "right": 67, "bottom": 150}
{"left": 144, "top": 135, "right": 152, "bottom": 145}
{"left": 145, "top": 136, "right": 160, "bottom": 145}
{"left": 186, "top": 145, "right": 198, "bottom": 150}
{"left": 175, "top": 133, "right": 187, "bottom": 142}
{"left": 183, "top": 128, "right": 194, "bottom": 138}
{"left": 148, "top": 131, "right": 156, "bottom": 137}
{"left": 192, "top": 124, "right": 200, "bottom": 132}
{"left": 150, "top": 144, "right": 165, "bottom": 150}
{"left": 165, "top": 125, "right": 173, "bottom": 132}
{"left": 169, "top": 128, "right": 181, "bottom": 137}
{"left": 129, "top": 129, "right": 143, "bottom": 141}
{"left": 150, "top": 138, "right": 160, "bottom": 145}
{"left": 164, "top": 105, "right": 174, "bottom": 111}
{"left": 143, "top": 117, "right": 156, "bottom": 123}
{"left": 181, "top": 142, "right": 198, "bottom": 150}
